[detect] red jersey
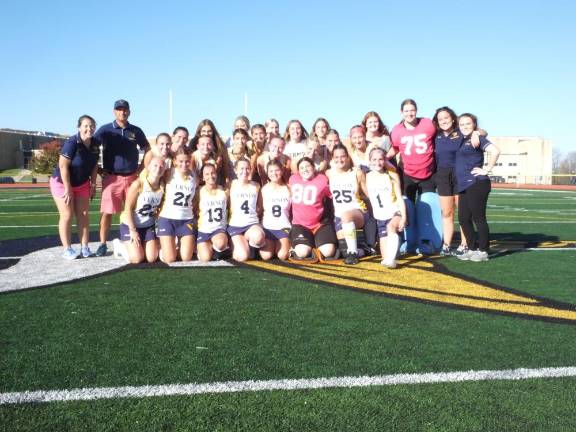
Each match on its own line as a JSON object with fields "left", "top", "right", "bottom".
{"left": 289, "top": 173, "right": 331, "bottom": 230}
{"left": 390, "top": 117, "right": 436, "bottom": 179}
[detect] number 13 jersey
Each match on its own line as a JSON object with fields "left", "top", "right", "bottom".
{"left": 197, "top": 186, "right": 228, "bottom": 233}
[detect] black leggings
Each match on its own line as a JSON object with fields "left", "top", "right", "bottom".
{"left": 458, "top": 179, "right": 491, "bottom": 252}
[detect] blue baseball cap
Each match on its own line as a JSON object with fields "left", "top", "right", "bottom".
{"left": 114, "top": 99, "right": 130, "bottom": 110}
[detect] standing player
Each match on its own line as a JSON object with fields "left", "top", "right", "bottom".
{"left": 113, "top": 156, "right": 165, "bottom": 263}
{"left": 196, "top": 164, "right": 230, "bottom": 262}
{"left": 326, "top": 145, "right": 368, "bottom": 265}
{"left": 256, "top": 136, "right": 292, "bottom": 185}
{"left": 171, "top": 126, "right": 189, "bottom": 153}
{"left": 227, "top": 159, "right": 266, "bottom": 261}
{"left": 366, "top": 148, "right": 406, "bottom": 268}
{"left": 387, "top": 99, "right": 436, "bottom": 204}
{"left": 260, "top": 160, "right": 292, "bottom": 260}
{"left": 283, "top": 120, "right": 309, "bottom": 172}
{"left": 289, "top": 157, "right": 337, "bottom": 260}
{"left": 143, "top": 133, "right": 172, "bottom": 169}
{"left": 95, "top": 99, "right": 149, "bottom": 256}
{"left": 362, "top": 111, "right": 391, "bottom": 151}
{"left": 156, "top": 147, "right": 198, "bottom": 263}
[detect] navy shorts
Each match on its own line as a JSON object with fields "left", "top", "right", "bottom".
{"left": 197, "top": 228, "right": 227, "bottom": 244}
{"left": 264, "top": 228, "right": 290, "bottom": 241}
{"left": 376, "top": 213, "right": 401, "bottom": 238}
{"left": 434, "top": 167, "right": 458, "bottom": 196}
{"left": 156, "top": 217, "right": 196, "bottom": 237}
{"left": 227, "top": 224, "right": 258, "bottom": 237}
{"left": 334, "top": 212, "right": 368, "bottom": 232}
{"left": 119, "top": 223, "right": 157, "bottom": 242}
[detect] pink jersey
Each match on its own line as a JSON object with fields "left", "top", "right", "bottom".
{"left": 289, "top": 173, "right": 331, "bottom": 230}
{"left": 390, "top": 117, "right": 436, "bottom": 179}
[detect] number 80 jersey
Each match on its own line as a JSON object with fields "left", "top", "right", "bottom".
{"left": 197, "top": 186, "right": 228, "bottom": 233}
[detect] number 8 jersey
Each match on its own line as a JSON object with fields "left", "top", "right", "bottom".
{"left": 197, "top": 185, "right": 228, "bottom": 233}
{"left": 159, "top": 169, "right": 198, "bottom": 220}
{"left": 261, "top": 184, "right": 291, "bottom": 230}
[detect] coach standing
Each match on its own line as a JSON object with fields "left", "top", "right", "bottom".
{"left": 94, "top": 99, "right": 149, "bottom": 256}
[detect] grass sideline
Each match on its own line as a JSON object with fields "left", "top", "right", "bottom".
{"left": 1, "top": 188, "right": 576, "bottom": 430}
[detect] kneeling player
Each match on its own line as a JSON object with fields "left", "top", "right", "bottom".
{"left": 366, "top": 148, "right": 406, "bottom": 268}
{"left": 157, "top": 147, "right": 198, "bottom": 263}
{"left": 260, "top": 160, "right": 291, "bottom": 260}
{"left": 196, "top": 164, "right": 230, "bottom": 261}
{"left": 227, "top": 159, "right": 266, "bottom": 261}
{"left": 289, "top": 157, "right": 337, "bottom": 260}
{"left": 114, "top": 157, "right": 165, "bottom": 263}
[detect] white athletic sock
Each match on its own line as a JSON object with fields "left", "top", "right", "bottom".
{"left": 385, "top": 232, "right": 399, "bottom": 263}
{"left": 113, "top": 238, "right": 129, "bottom": 263}
{"left": 342, "top": 221, "right": 357, "bottom": 254}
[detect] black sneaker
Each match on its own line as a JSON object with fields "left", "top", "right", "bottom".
{"left": 440, "top": 244, "right": 453, "bottom": 256}
{"left": 344, "top": 251, "right": 359, "bottom": 265}
{"left": 95, "top": 243, "right": 108, "bottom": 257}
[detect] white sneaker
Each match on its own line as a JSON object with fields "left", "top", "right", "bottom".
{"left": 470, "top": 250, "right": 489, "bottom": 262}
{"left": 112, "top": 238, "right": 129, "bottom": 263}
{"left": 456, "top": 249, "right": 475, "bottom": 261}
{"left": 381, "top": 259, "right": 397, "bottom": 269}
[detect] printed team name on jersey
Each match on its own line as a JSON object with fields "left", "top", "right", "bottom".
{"left": 171, "top": 182, "right": 194, "bottom": 192}
{"left": 268, "top": 196, "right": 290, "bottom": 204}
{"left": 235, "top": 192, "right": 258, "bottom": 199}
{"left": 141, "top": 196, "right": 162, "bottom": 206}
{"left": 204, "top": 198, "right": 226, "bottom": 207}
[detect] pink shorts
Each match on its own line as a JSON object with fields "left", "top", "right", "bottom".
{"left": 101, "top": 173, "right": 137, "bottom": 214}
{"left": 50, "top": 177, "right": 90, "bottom": 199}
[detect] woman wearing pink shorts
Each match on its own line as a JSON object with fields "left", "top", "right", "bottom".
{"left": 50, "top": 115, "right": 100, "bottom": 259}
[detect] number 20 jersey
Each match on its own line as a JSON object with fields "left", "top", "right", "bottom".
{"left": 197, "top": 186, "right": 228, "bottom": 233}
{"left": 159, "top": 169, "right": 198, "bottom": 220}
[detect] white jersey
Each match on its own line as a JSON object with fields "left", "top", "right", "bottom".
{"left": 121, "top": 175, "right": 164, "bottom": 228}
{"left": 261, "top": 184, "right": 291, "bottom": 230}
{"left": 328, "top": 168, "right": 366, "bottom": 218}
{"left": 284, "top": 141, "right": 307, "bottom": 164}
{"left": 159, "top": 169, "right": 197, "bottom": 220}
{"left": 197, "top": 186, "right": 228, "bottom": 233}
{"left": 351, "top": 149, "right": 370, "bottom": 172}
{"left": 366, "top": 170, "right": 400, "bottom": 221}
{"left": 229, "top": 180, "right": 260, "bottom": 227}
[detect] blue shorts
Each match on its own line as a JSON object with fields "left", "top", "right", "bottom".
{"left": 119, "top": 223, "right": 157, "bottom": 242}
{"left": 197, "top": 229, "right": 227, "bottom": 244}
{"left": 264, "top": 228, "right": 290, "bottom": 241}
{"left": 227, "top": 224, "right": 258, "bottom": 237}
{"left": 376, "top": 213, "right": 401, "bottom": 238}
{"left": 156, "top": 217, "right": 196, "bottom": 237}
{"left": 334, "top": 212, "right": 368, "bottom": 232}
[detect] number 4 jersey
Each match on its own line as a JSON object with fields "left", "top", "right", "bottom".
{"left": 390, "top": 117, "right": 436, "bottom": 180}
{"left": 159, "top": 169, "right": 198, "bottom": 220}
{"left": 228, "top": 180, "right": 260, "bottom": 227}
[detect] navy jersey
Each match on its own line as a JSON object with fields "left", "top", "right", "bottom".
{"left": 52, "top": 133, "right": 100, "bottom": 186}
{"left": 95, "top": 121, "right": 149, "bottom": 174}
{"left": 434, "top": 130, "right": 464, "bottom": 169}
{"left": 455, "top": 135, "right": 491, "bottom": 193}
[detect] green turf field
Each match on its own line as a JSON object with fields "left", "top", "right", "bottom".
{"left": 1, "top": 187, "right": 575, "bottom": 431}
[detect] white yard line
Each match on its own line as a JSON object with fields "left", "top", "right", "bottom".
{"left": 1, "top": 366, "right": 574, "bottom": 405}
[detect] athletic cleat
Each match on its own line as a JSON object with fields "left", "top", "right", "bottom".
{"left": 344, "top": 251, "right": 359, "bottom": 265}
{"left": 381, "top": 259, "right": 397, "bottom": 269}
{"left": 440, "top": 244, "right": 453, "bottom": 257}
{"left": 456, "top": 248, "right": 475, "bottom": 261}
{"left": 81, "top": 245, "right": 93, "bottom": 258}
{"left": 470, "top": 250, "right": 489, "bottom": 262}
{"left": 95, "top": 243, "right": 108, "bottom": 257}
{"left": 62, "top": 247, "right": 78, "bottom": 260}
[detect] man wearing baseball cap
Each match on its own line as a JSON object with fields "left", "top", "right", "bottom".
{"left": 94, "top": 99, "right": 149, "bottom": 256}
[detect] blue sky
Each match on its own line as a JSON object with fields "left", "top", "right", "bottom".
{"left": 1, "top": 0, "right": 574, "bottom": 153}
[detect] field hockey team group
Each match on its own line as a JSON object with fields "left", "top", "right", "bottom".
{"left": 50, "top": 98, "right": 501, "bottom": 267}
